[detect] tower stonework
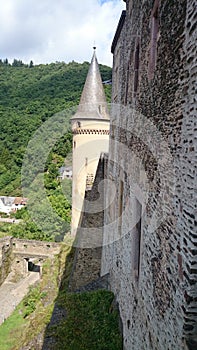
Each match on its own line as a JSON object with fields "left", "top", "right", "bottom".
{"left": 71, "top": 49, "right": 110, "bottom": 235}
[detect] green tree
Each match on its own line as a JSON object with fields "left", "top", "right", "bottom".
{"left": 3, "top": 58, "right": 9, "bottom": 65}
{"left": 29, "top": 60, "right": 34, "bottom": 68}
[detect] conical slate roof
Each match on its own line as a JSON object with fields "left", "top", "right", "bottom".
{"left": 72, "top": 48, "right": 109, "bottom": 121}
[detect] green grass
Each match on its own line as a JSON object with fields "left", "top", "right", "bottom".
{"left": 0, "top": 304, "right": 26, "bottom": 350}
{"left": 46, "top": 290, "right": 122, "bottom": 350}
{"left": 0, "top": 223, "right": 12, "bottom": 238}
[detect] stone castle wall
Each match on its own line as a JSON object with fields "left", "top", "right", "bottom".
{"left": 101, "top": 1, "right": 197, "bottom": 349}
{"left": 69, "top": 154, "right": 108, "bottom": 291}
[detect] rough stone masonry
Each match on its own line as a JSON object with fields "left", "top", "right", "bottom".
{"left": 101, "top": 1, "right": 197, "bottom": 349}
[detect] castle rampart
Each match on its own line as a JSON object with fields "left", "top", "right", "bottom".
{"left": 101, "top": 1, "right": 197, "bottom": 349}
{"left": 69, "top": 154, "right": 108, "bottom": 291}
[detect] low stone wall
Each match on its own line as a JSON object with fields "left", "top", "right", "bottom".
{"left": 0, "top": 237, "right": 13, "bottom": 286}
{"left": 12, "top": 238, "right": 60, "bottom": 258}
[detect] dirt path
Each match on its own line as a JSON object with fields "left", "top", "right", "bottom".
{"left": 0, "top": 218, "right": 21, "bottom": 224}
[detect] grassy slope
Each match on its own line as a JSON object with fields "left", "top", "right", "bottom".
{"left": 50, "top": 290, "right": 122, "bottom": 350}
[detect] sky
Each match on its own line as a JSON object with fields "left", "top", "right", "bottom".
{"left": 0, "top": 0, "right": 125, "bottom": 67}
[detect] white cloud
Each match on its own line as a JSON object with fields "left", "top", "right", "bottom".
{"left": 0, "top": 0, "right": 125, "bottom": 66}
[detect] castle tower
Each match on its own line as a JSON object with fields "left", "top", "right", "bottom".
{"left": 71, "top": 48, "right": 110, "bottom": 235}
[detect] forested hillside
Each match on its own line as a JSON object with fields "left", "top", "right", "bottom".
{"left": 0, "top": 59, "right": 112, "bottom": 196}
{"left": 0, "top": 59, "right": 111, "bottom": 240}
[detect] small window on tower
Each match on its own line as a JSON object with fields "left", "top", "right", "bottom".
{"left": 85, "top": 157, "right": 88, "bottom": 166}
{"left": 74, "top": 141, "right": 76, "bottom": 148}
{"left": 77, "top": 121, "right": 81, "bottom": 128}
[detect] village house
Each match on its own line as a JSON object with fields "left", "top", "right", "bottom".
{"left": 57, "top": 166, "right": 72, "bottom": 180}
{"left": 0, "top": 196, "right": 27, "bottom": 215}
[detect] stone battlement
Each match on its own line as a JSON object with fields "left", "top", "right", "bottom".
{"left": 12, "top": 238, "right": 60, "bottom": 257}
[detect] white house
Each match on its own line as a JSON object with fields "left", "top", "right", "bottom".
{"left": 58, "top": 166, "right": 72, "bottom": 180}
{"left": 0, "top": 197, "right": 27, "bottom": 214}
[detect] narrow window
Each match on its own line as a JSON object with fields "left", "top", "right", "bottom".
{"left": 85, "top": 157, "right": 88, "bottom": 166}
{"left": 148, "top": 0, "right": 159, "bottom": 80}
{"left": 118, "top": 180, "right": 124, "bottom": 234}
{"left": 73, "top": 141, "right": 76, "bottom": 148}
{"left": 86, "top": 173, "right": 94, "bottom": 190}
{"left": 114, "top": 47, "right": 120, "bottom": 102}
{"left": 124, "top": 61, "right": 130, "bottom": 105}
{"left": 134, "top": 198, "right": 142, "bottom": 281}
{"left": 134, "top": 41, "right": 140, "bottom": 94}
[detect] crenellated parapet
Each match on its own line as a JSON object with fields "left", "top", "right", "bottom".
{"left": 72, "top": 128, "right": 109, "bottom": 135}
